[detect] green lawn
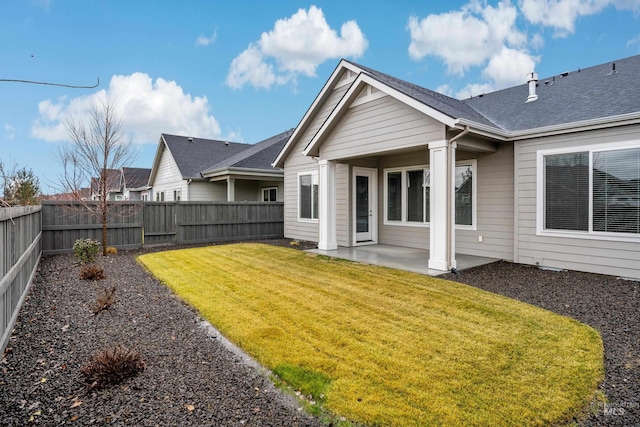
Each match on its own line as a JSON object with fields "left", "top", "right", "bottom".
{"left": 138, "top": 243, "right": 603, "bottom": 427}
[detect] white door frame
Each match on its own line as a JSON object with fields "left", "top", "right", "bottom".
{"left": 352, "top": 167, "right": 378, "bottom": 246}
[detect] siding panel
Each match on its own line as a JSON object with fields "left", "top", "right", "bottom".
{"left": 515, "top": 124, "right": 640, "bottom": 279}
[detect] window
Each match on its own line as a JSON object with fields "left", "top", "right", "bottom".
{"left": 262, "top": 187, "right": 278, "bottom": 202}
{"left": 542, "top": 145, "right": 640, "bottom": 236}
{"left": 299, "top": 172, "right": 318, "bottom": 221}
{"left": 115, "top": 194, "right": 124, "bottom": 201}
{"left": 141, "top": 193, "right": 149, "bottom": 201}
{"left": 155, "top": 191, "right": 165, "bottom": 201}
{"left": 384, "top": 162, "right": 475, "bottom": 227}
{"left": 173, "top": 189, "right": 181, "bottom": 201}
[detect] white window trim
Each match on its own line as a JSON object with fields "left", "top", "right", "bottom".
{"left": 383, "top": 160, "right": 477, "bottom": 230}
{"left": 262, "top": 186, "right": 278, "bottom": 202}
{"left": 298, "top": 171, "right": 319, "bottom": 223}
{"left": 536, "top": 140, "right": 640, "bottom": 243}
{"left": 173, "top": 189, "right": 181, "bottom": 202}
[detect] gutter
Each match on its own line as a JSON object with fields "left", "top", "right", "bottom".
{"left": 456, "top": 111, "right": 640, "bottom": 141}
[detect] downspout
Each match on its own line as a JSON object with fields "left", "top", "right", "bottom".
{"left": 446, "top": 126, "right": 469, "bottom": 269}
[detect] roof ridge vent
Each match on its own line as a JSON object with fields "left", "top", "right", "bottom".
{"left": 526, "top": 71, "right": 538, "bottom": 103}
{"left": 188, "top": 137, "right": 194, "bottom": 142}
{"left": 607, "top": 62, "right": 617, "bottom": 76}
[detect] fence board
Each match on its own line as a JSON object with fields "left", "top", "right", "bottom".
{"left": 41, "top": 201, "right": 284, "bottom": 253}
{"left": 0, "top": 206, "right": 42, "bottom": 355}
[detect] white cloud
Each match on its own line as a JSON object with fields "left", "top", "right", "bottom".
{"left": 4, "top": 123, "right": 16, "bottom": 140}
{"left": 627, "top": 34, "right": 640, "bottom": 47}
{"left": 196, "top": 29, "right": 217, "bottom": 47}
{"left": 519, "top": 0, "right": 640, "bottom": 36}
{"left": 226, "top": 5, "right": 368, "bottom": 90}
{"left": 482, "top": 46, "right": 539, "bottom": 88}
{"left": 455, "top": 83, "right": 496, "bottom": 100}
{"left": 531, "top": 32, "right": 545, "bottom": 50}
{"left": 408, "top": 1, "right": 538, "bottom": 98}
{"left": 408, "top": 1, "right": 526, "bottom": 75}
{"left": 31, "top": 73, "right": 221, "bottom": 144}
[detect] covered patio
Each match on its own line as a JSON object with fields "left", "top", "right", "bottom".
{"left": 308, "top": 244, "right": 499, "bottom": 276}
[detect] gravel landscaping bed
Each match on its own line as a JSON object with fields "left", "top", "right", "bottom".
{"left": 0, "top": 241, "right": 322, "bottom": 426}
{"left": 1, "top": 240, "right": 638, "bottom": 426}
{"left": 442, "top": 261, "right": 640, "bottom": 427}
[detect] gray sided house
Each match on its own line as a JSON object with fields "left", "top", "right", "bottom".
{"left": 274, "top": 54, "right": 640, "bottom": 279}
{"left": 148, "top": 130, "right": 291, "bottom": 202}
{"left": 121, "top": 167, "right": 151, "bottom": 201}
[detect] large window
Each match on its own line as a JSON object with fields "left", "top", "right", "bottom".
{"left": 541, "top": 145, "right": 640, "bottom": 236}
{"left": 384, "top": 162, "right": 475, "bottom": 227}
{"left": 299, "top": 172, "right": 318, "bottom": 221}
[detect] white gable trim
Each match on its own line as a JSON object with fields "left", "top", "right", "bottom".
{"left": 148, "top": 135, "right": 170, "bottom": 186}
{"left": 273, "top": 60, "right": 364, "bottom": 168}
{"left": 304, "top": 73, "right": 458, "bottom": 158}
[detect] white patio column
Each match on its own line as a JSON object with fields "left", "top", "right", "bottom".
{"left": 428, "top": 140, "right": 457, "bottom": 271}
{"left": 227, "top": 178, "right": 235, "bottom": 202}
{"left": 318, "top": 159, "right": 337, "bottom": 250}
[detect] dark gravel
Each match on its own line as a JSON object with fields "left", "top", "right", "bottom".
{"left": 2, "top": 241, "right": 638, "bottom": 426}
{"left": 0, "top": 241, "right": 322, "bottom": 426}
{"left": 442, "top": 261, "right": 640, "bottom": 427}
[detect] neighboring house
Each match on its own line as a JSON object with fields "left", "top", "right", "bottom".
{"left": 148, "top": 130, "right": 291, "bottom": 202}
{"left": 274, "top": 54, "right": 640, "bottom": 279}
{"left": 90, "top": 169, "right": 123, "bottom": 201}
{"left": 121, "top": 167, "right": 151, "bottom": 201}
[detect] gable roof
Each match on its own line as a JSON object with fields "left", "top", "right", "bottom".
{"left": 122, "top": 167, "right": 151, "bottom": 189}
{"left": 159, "top": 134, "right": 250, "bottom": 180}
{"left": 203, "top": 129, "right": 292, "bottom": 174}
{"left": 347, "top": 60, "right": 499, "bottom": 129}
{"left": 276, "top": 54, "right": 640, "bottom": 165}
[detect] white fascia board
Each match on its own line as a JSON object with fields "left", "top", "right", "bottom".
{"left": 205, "top": 167, "right": 284, "bottom": 182}
{"left": 456, "top": 111, "right": 640, "bottom": 142}
{"left": 304, "top": 73, "right": 457, "bottom": 158}
{"left": 273, "top": 60, "right": 364, "bottom": 168}
{"left": 147, "top": 135, "right": 168, "bottom": 186}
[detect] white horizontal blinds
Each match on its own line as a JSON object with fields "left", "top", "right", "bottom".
{"left": 455, "top": 165, "right": 472, "bottom": 226}
{"left": 593, "top": 147, "right": 640, "bottom": 234}
{"left": 387, "top": 171, "right": 402, "bottom": 221}
{"left": 544, "top": 152, "right": 589, "bottom": 231}
{"left": 407, "top": 170, "right": 424, "bottom": 222}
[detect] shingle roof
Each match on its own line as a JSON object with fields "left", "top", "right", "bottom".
{"left": 464, "top": 54, "right": 640, "bottom": 132}
{"left": 345, "top": 60, "right": 499, "bottom": 129}
{"left": 161, "top": 134, "right": 250, "bottom": 179}
{"left": 203, "top": 129, "right": 293, "bottom": 173}
{"left": 346, "top": 54, "right": 640, "bottom": 134}
{"left": 122, "top": 167, "right": 151, "bottom": 189}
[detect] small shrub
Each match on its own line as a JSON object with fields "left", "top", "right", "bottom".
{"left": 90, "top": 286, "right": 116, "bottom": 315}
{"left": 73, "top": 239, "right": 100, "bottom": 264}
{"left": 80, "top": 344, "right": 145, "bottom": 389}
{"left": 80, "top": 264, "right": 106, "bottom": 281}
{"left": 106, "top": 246, "right": 118, "bottom": 255}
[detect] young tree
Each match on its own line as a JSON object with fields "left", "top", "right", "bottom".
{"left": 11, "top": 168, "right": 41, "bottom": 205}
{"left": 57, "top": 98, "right": 136, "bottom": 256}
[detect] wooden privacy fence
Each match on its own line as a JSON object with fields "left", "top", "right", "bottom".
{"left": 41, "top": 201, "right": 284, "bottom": 253}
{"left": 0, "top": 206, "right": 42, "bottom": 354}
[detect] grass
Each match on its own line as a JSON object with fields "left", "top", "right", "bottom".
{"left": 138, "top": 243, "right": 604, "bottom": 426}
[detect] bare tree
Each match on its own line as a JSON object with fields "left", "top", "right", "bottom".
{"left": 57, "top": 98, "right": 137, "bottom": 256}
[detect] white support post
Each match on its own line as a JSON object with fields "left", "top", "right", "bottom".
{"left": 318, "top": 159, "right": 337, "bottom": 250}
{"left": 227, "top": 178, "right": 235, "bottom": 202}
{"left": 428, "top": 140, "right": 457, "bottom": 271}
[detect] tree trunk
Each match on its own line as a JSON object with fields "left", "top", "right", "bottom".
{"left": 102, "top": 201, "right": 108, "bottom": 256}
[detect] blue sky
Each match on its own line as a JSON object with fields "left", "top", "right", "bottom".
{"left": 1, "top": 0, "right": 639, "bottom": 193}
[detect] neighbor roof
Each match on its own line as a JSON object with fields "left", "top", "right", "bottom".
{"left": 203, "top": 129, "right": 293, "bottom": 174}
{"left": 161, "top": 134, "right": 250, "bottom": 179}
{"left": 122, "top": 167, "right": 151, "bottom": 189}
